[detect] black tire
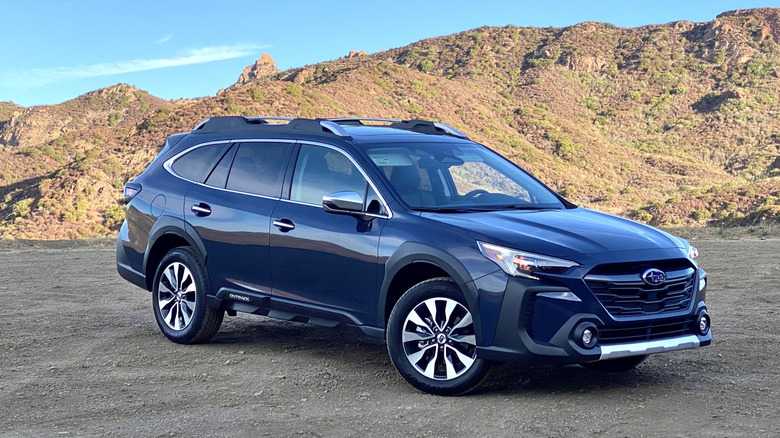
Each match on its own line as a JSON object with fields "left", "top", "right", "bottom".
{"left": 152, "top": 247, "right": 223, "bottom": 344}
{"left": 580, "top": 355, "right": 647, "bottom": 372}
{"left": 387, "top": 277, "right": 491, "bottom": 396}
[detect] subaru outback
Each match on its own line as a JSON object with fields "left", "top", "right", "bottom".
{"left": 116, "top": 116, "right": 711, "bottom": 395}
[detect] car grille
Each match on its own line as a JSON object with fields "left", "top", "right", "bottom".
{"left": 599, "top": 317, "right": 696, "bottom": 344}
{"left": 584, "top": 259, "right": 696, "bottom": 317}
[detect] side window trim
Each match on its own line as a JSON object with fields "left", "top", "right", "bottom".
{"left": 284, "top": 141, "right": 393, "bottom": 219}
{"left": 166, "top": 139, "right": 297, "bottom": 201}
{"left": 164, "top": 140, "right": 232, "bottom": 182}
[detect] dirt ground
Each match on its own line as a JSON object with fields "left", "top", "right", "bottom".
{"left": 0, "top": 239, "right": 778, "bottom": 437}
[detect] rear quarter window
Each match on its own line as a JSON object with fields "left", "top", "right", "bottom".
{"left": 171, "top": 144, "right": 229, "bottom": 182}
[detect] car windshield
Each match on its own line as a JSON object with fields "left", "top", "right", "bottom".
{"left": 366, "top": 142, "right": 565, "bottom": 212}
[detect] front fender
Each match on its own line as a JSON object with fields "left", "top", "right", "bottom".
{"left": 378, "top": 241, "right": 485, "bottom": 344}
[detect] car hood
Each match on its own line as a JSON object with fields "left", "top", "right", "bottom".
{"left": 422, "top": 207, "right": 687, "bottom": 262}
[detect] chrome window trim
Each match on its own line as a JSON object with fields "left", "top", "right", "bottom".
{"left": 279, "top": 197, "right": 390, "bottom": 219}
{"left": 164, "top": 139, "right": 297, "bottom": 200}
{"left": 163, "top": 139, "right": 393, "bottom": 218}
{"left": 193, "top": 184, "right": 278, "bottom": 201}
{"left": 163, "top": 139, "right": 234, "bottom": 182}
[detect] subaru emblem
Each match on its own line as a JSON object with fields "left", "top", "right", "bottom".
{"left": 642, "top": 268, "right": 666, "bottom": 286}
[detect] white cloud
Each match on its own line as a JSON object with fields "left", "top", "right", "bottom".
{"left": 156, "top": 33, "right": 173, "bottom": 44}
{"left": 1, "top": 43, "right": 269, "bottom": 89}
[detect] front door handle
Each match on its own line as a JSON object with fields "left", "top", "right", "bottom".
{"left": 273, "top": 218, "right": 295, "bottom": 232}
{"left": 191, "top": 203, "right": 212, "bottom": 217}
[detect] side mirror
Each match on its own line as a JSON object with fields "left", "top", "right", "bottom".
{"left": 322, "top": 191, "right": 364, "bottom": 214}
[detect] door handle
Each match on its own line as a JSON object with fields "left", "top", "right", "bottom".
{"left": 191, "top": 203, "right": 212, "bottom": 217}
{"left": 273, "top": 218, "right": 295, "bottom": 232}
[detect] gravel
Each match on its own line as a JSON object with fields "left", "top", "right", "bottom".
{"left": 0, "top": 240, "right": 778, "bottom": 437}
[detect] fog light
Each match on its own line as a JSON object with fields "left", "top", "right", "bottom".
{"left": 574, "top": 323, "right": 598, "bottom": 349}
{"left": 581, "top": 326, "right": 598, "bottom": 348}
{"left": 697, "top": 311, "right": 710, "bottom": 335}
{"left": 582, "top": 329, "right": 594, "bottom": 345}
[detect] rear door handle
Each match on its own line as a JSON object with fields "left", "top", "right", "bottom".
{"left": 273, "top": 218, "right": 295, "bottom": 232}
{"left": 191, "top": 203, "right": 212, "bottom": 217}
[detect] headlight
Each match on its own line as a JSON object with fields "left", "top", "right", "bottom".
{"left": 688, "top": 246, "right": 698, "bottom": 261}
{"left": 477, "top": 242, "right": 579, "bottom": 280}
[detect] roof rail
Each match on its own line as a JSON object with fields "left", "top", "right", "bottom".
{"left": 191, "top": 116, "right": 349, "bottom": 138}
{"left": 246, "top": 116, "right": 295, "bottom": 123}
{"left": 388, "top": 119, "right": 469, "bottom": 139}
{"left": 193, "top": 116, "right": 295, "bottom": 132}
{"left": 327, "top": 117, "right": 403, "bottom": 126}
{"left": 318, "top": 120, "right": 351, "bottom": 137}
{"left": 282, "top": 118, "right": 351, "bottom": 138}
{"left": 326, "top": 117, "right": 469, "bottom": 139}
{"left": 189, "top": 116, "right": 467, "bottom": 140}
{"left": 431, "top": 122, "right": 469, "bottom": 139}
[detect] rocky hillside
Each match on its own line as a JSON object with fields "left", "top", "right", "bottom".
{"left": 1, "top": 8, "right": 779, "bottom": 239}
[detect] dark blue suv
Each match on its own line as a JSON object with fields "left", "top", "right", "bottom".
{"left": 116, "top": 116, "right": 711, "bottom": 395}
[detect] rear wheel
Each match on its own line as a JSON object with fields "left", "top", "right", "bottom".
{"left": 387, "top": 278, "right": 491, "bottom": 395}
{"left": 580, "top": 355, "right": 647, "bottom": 372}
{"left": 152, "top": 247, "right": 223, "bottom": 344}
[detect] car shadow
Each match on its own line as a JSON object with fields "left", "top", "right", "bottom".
{"left": 475, "top": 361, "right": 670, "bottom": 396}
{"left": 204, "top": 315, "right": 683, "bottom": 396}
{"left": 210, "top": 315, "right": 386, "bottom": 353}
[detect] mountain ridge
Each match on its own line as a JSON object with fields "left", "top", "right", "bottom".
{"left": 1, "top": 8, "right": 779, "bottom": 239}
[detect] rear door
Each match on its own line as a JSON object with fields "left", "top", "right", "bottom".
{"left": 269, "top": 143, "right": 389, "bottom": 325}
{"left": 184, "top": 140, "right": 293, "bottom": 298}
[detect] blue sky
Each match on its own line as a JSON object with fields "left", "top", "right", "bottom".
{"left": 1, "top": 0, "right": 777, "bottom": 107}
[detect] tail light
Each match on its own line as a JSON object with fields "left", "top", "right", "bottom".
{"left": 120, "top": 182, "right": 141, "bottom": 205}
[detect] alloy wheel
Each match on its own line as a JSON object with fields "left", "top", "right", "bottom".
{"left": 401, "top": 297, "right": 477, "bottom": 380}
{"left": 156, "top": 261, "right": 197, "bottom": 331}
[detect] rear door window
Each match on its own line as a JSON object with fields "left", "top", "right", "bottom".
{"left": 225, "top": 142, "right": 291, "bottom": 197}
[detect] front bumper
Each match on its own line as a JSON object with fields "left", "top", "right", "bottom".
{"left": 598, "top": 334, "right": 704, "bottom": 360}
{"left": 473, "top": 267, "right": 711, "bottom": 364}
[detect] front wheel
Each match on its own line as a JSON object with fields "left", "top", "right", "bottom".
{"left": 387, "top": 278, "right": 491, "bottom": 395}
{"left": 152, "top": 247, "right": 223, "bottom": 344}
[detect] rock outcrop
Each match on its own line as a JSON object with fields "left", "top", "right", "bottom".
{"left": 236, "top": 53, "right": 280, "bottom": 85}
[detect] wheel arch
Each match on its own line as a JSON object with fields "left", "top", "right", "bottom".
{"left": 378, "top": 242, "right": 484, "bottom": 344}
{"left": 143, "top": 217, "right": 207, "bottom": 291}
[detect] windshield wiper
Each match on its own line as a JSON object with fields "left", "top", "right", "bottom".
{"left": 413, "top": 205, "right": 552, "bottom": 213}
{"left": 453, "top": 204, "right": 548, "bottom": 212}
{"left": 499, "top": 204, "right": 549, "bottom": 210}
{"left": 412, "top": 206, "right": 474, "bottom": 213}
